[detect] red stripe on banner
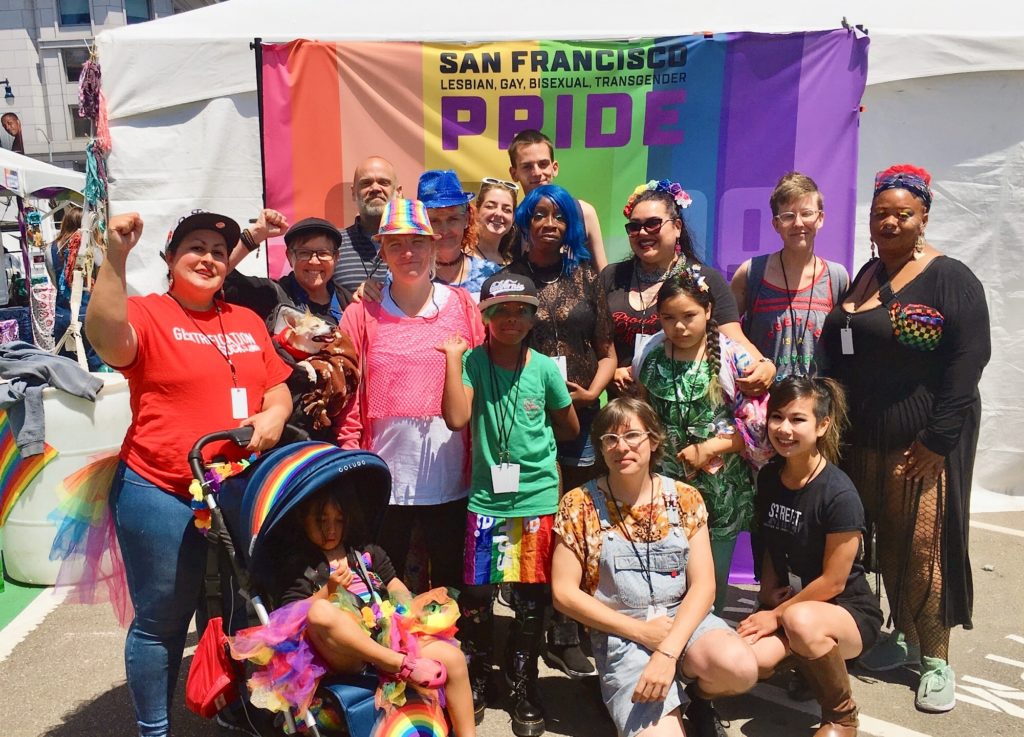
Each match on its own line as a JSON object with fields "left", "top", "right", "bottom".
{"left": 290, "top": 42, "right": 345, "bottom": 231}
{"left": 337, "top": 42, "right": 426, "bottom": 226}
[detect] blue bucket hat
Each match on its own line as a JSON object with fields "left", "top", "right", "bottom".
{"left": 417, "top": 169, "right": 475, "bottom": 209}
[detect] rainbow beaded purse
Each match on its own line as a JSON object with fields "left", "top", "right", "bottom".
{"left": 880, "top": 283, "right": 944, "bottom": 351}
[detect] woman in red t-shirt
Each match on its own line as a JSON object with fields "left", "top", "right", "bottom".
{"left": 86, "top": 210, "right": 293, "bottom": 737}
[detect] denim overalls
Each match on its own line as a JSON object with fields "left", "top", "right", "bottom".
{"left": 587, "top": 475, "right": 729, "bottom": 737}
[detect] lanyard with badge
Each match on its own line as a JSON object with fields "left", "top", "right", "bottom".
{"left": 527, "top": 261, "right": 568, "bottom": 381}
{"left": 488, "top": 341, "right": 526, "bottom": 494}
{"left": 630, "top": 260, "right": 667, "bottom": 359}
{"left": 170, "top": 295, "right": 249, "bottom": 420}
{"left": 605, "top": 476, "right": 667, "bottom": 620}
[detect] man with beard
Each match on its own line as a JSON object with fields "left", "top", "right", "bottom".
{"left": 331, "top": 156, "right": 399, "bottom": 299}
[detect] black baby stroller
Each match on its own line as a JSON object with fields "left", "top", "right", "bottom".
{"left": 187, "top": 427, "right": 392, "bottom": 737}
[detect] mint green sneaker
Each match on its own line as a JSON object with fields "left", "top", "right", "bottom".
{"left": 916, "top": 657, "right": 956, "bottom": 713}
{"left": 859, "top": 630, "right": 921, "bottom": 672}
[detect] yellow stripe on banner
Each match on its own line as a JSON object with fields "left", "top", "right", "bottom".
{"left": 423, "top": 42, "right": 541, "bottom": 184}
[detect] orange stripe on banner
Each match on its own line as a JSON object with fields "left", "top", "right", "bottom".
{"left": 337, "top": 42, "right": 425, "bottom": 225}
{"left": 289, "top": 41, "right": 345, "bottom": 227}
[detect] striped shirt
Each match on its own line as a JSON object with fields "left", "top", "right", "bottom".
{"left": 331, "top": 217, "right": 386, "bottom": 294}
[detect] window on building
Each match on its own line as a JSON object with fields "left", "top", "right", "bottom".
{"left": 57, "top": 0, "right": 91, "bottom": 26}
{"left": 125, "top": 0, "right": 153, "bottom": 25}
{"left": 63, "top": 47, "right": 90, "bottom": 84}
{"left": 68, "top": 105, "right": 91, "bottom": 139}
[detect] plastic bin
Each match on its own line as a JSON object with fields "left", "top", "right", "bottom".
{"left": 1, "top": 372, "right": 131, "bottom": 584}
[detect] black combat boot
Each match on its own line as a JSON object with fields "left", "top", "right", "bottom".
{"left": 506, "top": 609, "right": 546, "bottom": 736}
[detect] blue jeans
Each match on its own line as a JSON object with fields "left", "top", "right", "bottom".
{"left": 110, "top": 462, "right": 206, "bottom": 737}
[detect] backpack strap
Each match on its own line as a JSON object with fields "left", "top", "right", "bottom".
{"left": 744, "top": 254, "right": 770, "bottom": 323}
{"left": 822, "top": 259, "right": 850, "bottom": 307}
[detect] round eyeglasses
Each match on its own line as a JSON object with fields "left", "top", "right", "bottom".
{"left": 774, "top": 209, "right": 821, "bottom": 226}
{"left": 599, "top": 430, "right": 651, "bottom": 451}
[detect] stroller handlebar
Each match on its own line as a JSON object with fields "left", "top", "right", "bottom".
{"left": 188, "top": 424, "right": 311, "bottom": 483}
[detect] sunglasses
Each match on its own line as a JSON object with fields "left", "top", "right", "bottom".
{"left": 481, "top": 177, "right": 519, "bottom": 191}
{"left": 624, "top": 217, "right": 672, "bottom": 236}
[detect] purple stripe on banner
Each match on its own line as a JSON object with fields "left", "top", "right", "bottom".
{"left": 715, "top": 32, "right": 806, "bottom": 279}
{"left": 793, "top": 30, "right": 870, "bottom": 272}
{"left": 712, "top": 31, "right": 869, "bottom": 279}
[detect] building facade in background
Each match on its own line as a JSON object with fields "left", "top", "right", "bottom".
{"left": 0, "top": 1, "right": 216, "bottom": 169}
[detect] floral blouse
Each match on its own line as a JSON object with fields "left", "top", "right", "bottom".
{"left": 554, "top": 477, "right": 708, "bottom": 595}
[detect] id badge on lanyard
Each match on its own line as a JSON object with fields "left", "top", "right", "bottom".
{"left": 634, "top": 333, "right": 653, "bottom": 358}
{"left": 230, "top": 387, "right": 249, "bottom": 420}
{"left": 491, "top": 461, "right": 521, "bottom": 494}
{"left": 553, "top": 355, "right": 568, "bottom": 381}
{"left": 645, "top": 604, "right": 668, "bottom": 621}
{"left": 840, "top": 328, "right": 854, "bottom": 355}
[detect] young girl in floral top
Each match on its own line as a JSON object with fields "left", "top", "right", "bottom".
{"left": 632, "top": 269, "right": 772, "bottom": 615}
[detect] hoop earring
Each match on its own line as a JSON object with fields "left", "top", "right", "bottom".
{"left": 914, "top": 234, "right": 925, "bottom": 257}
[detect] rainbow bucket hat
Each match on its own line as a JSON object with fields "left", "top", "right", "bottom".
{"left": 372, "top": 198, "right": 440, "bottom": 242}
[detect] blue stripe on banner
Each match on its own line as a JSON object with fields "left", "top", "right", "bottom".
{"left": 647, "top": 34, "right": 727, "bottom": 266}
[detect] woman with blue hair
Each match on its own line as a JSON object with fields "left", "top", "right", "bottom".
{"left": 503, "top": 183, "right": 616, "bottom": 682}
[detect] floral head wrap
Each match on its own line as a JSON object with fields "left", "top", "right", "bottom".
{"left": 873, "top": 164, "right": 933, "bottom": 211}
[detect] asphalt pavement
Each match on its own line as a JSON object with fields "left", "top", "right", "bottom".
{"left": 1, "top": 499, "right": 1022, "bottom": 737}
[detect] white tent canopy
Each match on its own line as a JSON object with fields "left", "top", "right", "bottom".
{"left": 0, "top": 148, "right": 85, "bottom": 199}
{"left": 95, "top": 0, "right": 1024, "bottom": 497}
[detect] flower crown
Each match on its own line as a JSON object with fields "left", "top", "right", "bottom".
{"left": 681, "top": 264, "right": 710, "bottom": 293}
{"left": 623, "top": 179, "right": 693, "bottom": 218}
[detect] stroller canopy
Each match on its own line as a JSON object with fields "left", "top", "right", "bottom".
{"left": 238, "top": 443, "right": 391, "bottom": 576}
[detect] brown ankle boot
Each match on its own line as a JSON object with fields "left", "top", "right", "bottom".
{"left": 792, "top": 644, "right": 859, "bottom": 736}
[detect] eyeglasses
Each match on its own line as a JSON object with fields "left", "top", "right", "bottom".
{"left": 293, "top": 249, "right": 336, "bottom": 262}
{"left": 481, "top": 177, "right": 519, "bottom": 191}
{"left": 599, "top": 430, "right": 651, "bottom": 451}
{"left": 624, "top": 217, "right": 671, "bottom": 236}
{"left": 775, "top": 209, "right": 822, "bottom": 226}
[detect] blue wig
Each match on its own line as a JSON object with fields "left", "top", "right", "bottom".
{"left": 515, "top": 184, "right": 591, "bottom": 277}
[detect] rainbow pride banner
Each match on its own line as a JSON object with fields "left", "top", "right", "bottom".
{"left": 260, "top": 31, "right": 869, "bottom": 277}
{"left": 0, "top": 412, "right": 58, "bottom": 526}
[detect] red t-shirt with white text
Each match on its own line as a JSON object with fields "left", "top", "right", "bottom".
{"left": 118, "top": 294, "right": 292, "bottom": 496}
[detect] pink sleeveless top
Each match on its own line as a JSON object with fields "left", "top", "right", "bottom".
{"left": 365, "top": 292, "right": 473, "bottom": 419}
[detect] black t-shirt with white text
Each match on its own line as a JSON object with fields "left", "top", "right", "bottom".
{"left": 756, "top": 460, "right": 870, "bottom": 599}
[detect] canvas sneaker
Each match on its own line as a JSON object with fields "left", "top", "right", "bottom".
{"left": 859, "top": 630, "right": 921, "bottom": 672}
{"left": 916, "top": 657, "right": 956, "bottom": 713}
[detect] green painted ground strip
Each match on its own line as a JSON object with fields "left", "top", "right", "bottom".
{"left": 0, "top": 559, "right": 45, "bottom": 630}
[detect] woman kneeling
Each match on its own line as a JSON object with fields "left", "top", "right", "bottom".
{"left": 738, "top": 377, "right": 882, "bottom": 736}
{"left": 552, "top": 397, "right": 757, "bottom": 737}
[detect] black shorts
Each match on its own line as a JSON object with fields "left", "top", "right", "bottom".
{"left": 835, "top": 588, "right": 884, "bottom": 657}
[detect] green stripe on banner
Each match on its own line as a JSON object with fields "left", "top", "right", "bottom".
{"left": 539, "top": 39, "right": 653, "bottom": 257}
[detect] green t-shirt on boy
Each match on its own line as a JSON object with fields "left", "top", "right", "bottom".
{"left": 462, "top": 347, "right": 572, "bottom": 517}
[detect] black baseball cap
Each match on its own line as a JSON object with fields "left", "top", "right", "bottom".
{"left": 479, "top": 273, "right": 540, "bottom": 312}
{"left": 165, "top": 210, "right": 241, "bottom": 254}
{"left": 284, "top": 217, "right": 343, "bottom": 249}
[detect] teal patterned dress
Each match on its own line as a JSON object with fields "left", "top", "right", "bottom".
{"left": 638, "top": 343, "right": 756, "bottom": 542}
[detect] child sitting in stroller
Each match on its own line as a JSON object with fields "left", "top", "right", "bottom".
{"left": 234, "top": 484, "right": 477, "bottom": 737}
